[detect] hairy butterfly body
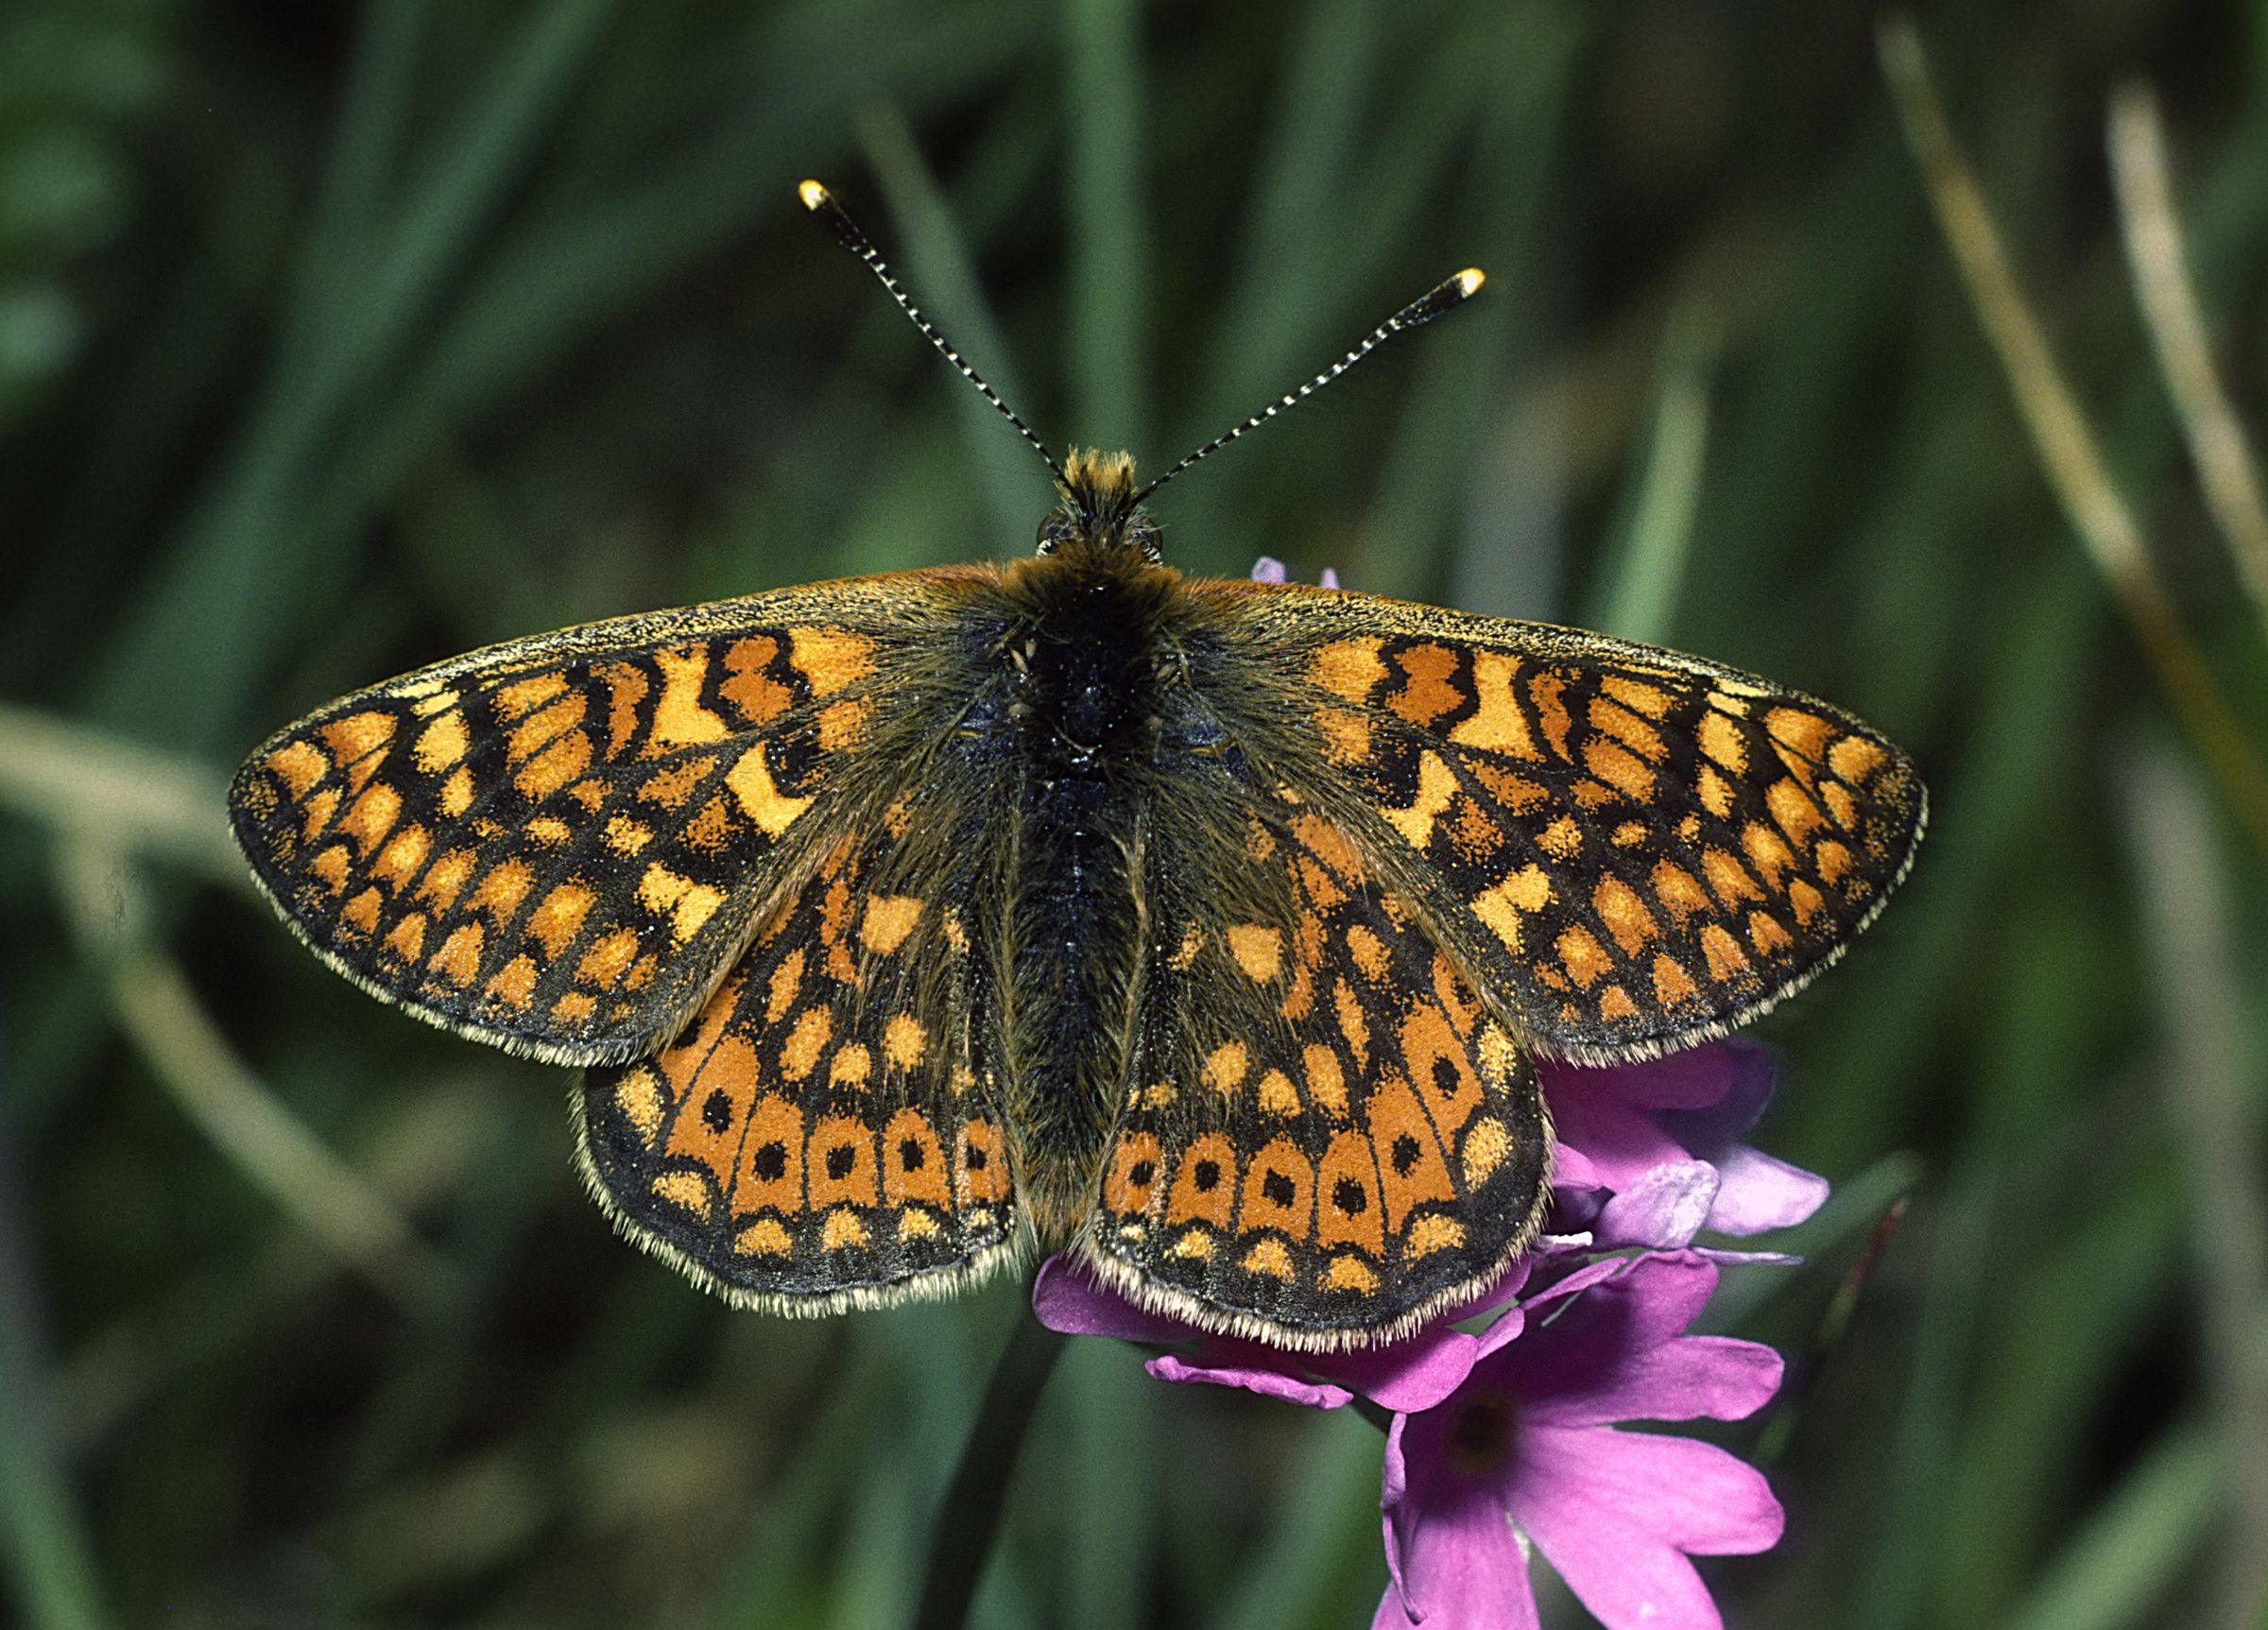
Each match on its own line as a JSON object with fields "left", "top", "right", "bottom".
{"left": 229, "top": 190, "right": 1924, "bottom": 1348}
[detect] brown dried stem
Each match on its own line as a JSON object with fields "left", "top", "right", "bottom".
{"left": 2107, "top": 82, "right": 2268, "bottom": 626}
{"left": 1878, "top": 17, "right": 2268, "bottom": 855}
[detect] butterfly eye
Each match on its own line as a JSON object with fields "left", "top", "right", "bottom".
{"left": 1127, "top": 517, "right": 1162, "bottom": 562}
{"left": 1036, "top": 514, "right": 1074, "bottom": 555}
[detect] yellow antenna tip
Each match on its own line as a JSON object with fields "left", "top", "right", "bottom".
{"left": 1456, "top": 267, "right": 1486, "bottom": 295}
{"left": 799, "top": 179, "right": 831, "bottom": 211}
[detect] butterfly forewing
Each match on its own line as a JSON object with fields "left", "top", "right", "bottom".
{"left": 1204, "top": 585, "right": 1927, "bottom": 1063}
{"left": 576, "top": 798, "right": 1019, "bottom": 1311}
{"left": 227, "top": 577, "right": 988, "bottom": 1066}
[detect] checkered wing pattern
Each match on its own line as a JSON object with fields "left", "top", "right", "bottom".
{"left": 228, "top": 578, "right": 983, "bottom": 1067}
{"left": 576, "top": 801, "right": 1017, "bottom": 1309}
{"left": 1081, "top": 785, "right": 1548, "bottom": 1347}
{"left": 1225, "top": 585, "right": 1927, "bottom": 1061}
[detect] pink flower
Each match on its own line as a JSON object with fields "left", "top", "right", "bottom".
{"left": 1034, "top": 1044, "right": 1822, "bottom": 1401}
{"left": 1545, "top": 1041, "right": 1828, "bottom": 1257}
{"left": 1251, "top": 555, "right": 1342, "bottom": 589}
{"left": 1031, "top": 1255, "right": 1522, "bottom": 1413}
{"left": 1375, "top": 1253, "right": 1784, "bottom": 1630}
{"left": 1030, "top": 1005, "right": 1808, "bottom": 1625}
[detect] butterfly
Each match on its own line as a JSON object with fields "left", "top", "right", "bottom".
{"left": 228, "top": 183, "right": 1924, "bottom": 1348}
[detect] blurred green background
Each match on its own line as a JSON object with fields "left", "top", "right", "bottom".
{"left": 4, "top": 2, "right": 2265, "bottom": 1626}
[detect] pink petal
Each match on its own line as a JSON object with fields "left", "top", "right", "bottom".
{"left": 1550, "top": 1141, "right": 1606, "bottom": 1195}
{"left": 1474, "top": 1255, "right": 1630, "bottom": 1364}
{"left": 1380, "top": 1411, "right": 1421, "bottom": 1607}
{"left": 1033, "top": 1256, "right": 1512, "bottom": 1416}
{"left": 1541, "top": 1078, "right": 1687, "bottom": 1193}
{"left": 1393, "top": 1487, "right": 1538, "bottom": 1628}
{"left": 1707, "top": 1144, "right": 1830, "bottom": 1234}
{"left": 1532, "top": 1231, "right": 1596, "bottom": 1255}
{"left": 1543, "top": 1050, "right": 1736, "bottom": 1116}
{"left": 1544, "top": 1045, "right": 1805, "bottom": 1212}
{"left": 1383, "top": 1409, "right": 1538, "bottom": 1630}
{"left": 1595, "top": 1160, "right": 1719, "bottom": 1249}
{"left": 1370, "top": 1569, "right": 1541, "bottom": 1630}
{"left": 1522, "top": 1334, "right": 1782, "bottom": 1429}
{"left": 1510, "top": 1424, "right": 1784, "bottom": 1629}
{"left": 1649, "top": 1040, "right": 1776, "bottom": 1140}
{"left": 1490, "top": 1254, "right": 1718, "bottom": 1396}
{"left": 1030, "top": 1257, "right": 1193, "bottom": 1343}
{"left": 1370, "top": 1588, "right": 1423, "bottom": 1630}
{"left": 1316, "top": 1257, "right": 1527, "bottom": 1411}
{"left": 1325, "top": 1330, "right": 1484, "bottom": 1415}
{"left": 1145, "top": 1353, "right": 1352, "bottom": 1409}
{"left": 1033, "top": 1259, "right": 1338, "bottom": 1408}
{"left": 1151, "top": 1317, "right": 1502, "bottom": 1416}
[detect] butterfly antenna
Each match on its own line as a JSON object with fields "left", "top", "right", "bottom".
{"left": 799, "top": 180, "right": 1066, "bottom": 486}
{"left": 1131, "top": 267, "right": 1486, "bottom": 506}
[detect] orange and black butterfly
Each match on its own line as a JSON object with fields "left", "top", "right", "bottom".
{"left": 229, "top": 183, "right": 1923, "bottom": 1348}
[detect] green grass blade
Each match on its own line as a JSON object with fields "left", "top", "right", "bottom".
{"left": 1589, "top": 310, "right": 1718, "bottom": 643}
{"left": 1062, "top": 0, "right": 1148, "bottom": 454}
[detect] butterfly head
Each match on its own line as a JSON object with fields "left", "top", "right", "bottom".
{"left": 1039, "top": 447, "right": 1161, "bottom": 562}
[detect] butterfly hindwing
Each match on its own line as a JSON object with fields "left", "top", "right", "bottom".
{"left": 1198, "top": 582, "right": 1927, "bottom": 1062}
{"left": 228, "top": 576, "right": 989, "bottom": 1066}
{"left": 1079, "top": 771, "right": 1549, "bottom": 1347}
{"left": 576, "top": 795, "right": 1020, "bottom": 1310}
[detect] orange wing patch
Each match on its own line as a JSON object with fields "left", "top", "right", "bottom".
{"left": 1263, "top": 607, "right": 1925, "bottom": 1059}
{"left": 228, "top": 598, "right": 946, "bottom": 1066}
{"left": 1083, "top": 793, "right": 1548, "bottom": 1346}
{"left": 576, "top": 815, "right": 1015, "bottom": 1310}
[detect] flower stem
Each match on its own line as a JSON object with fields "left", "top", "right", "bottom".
{"left": 912, "top": 1315, "right": 1068, "bottom": 1630}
